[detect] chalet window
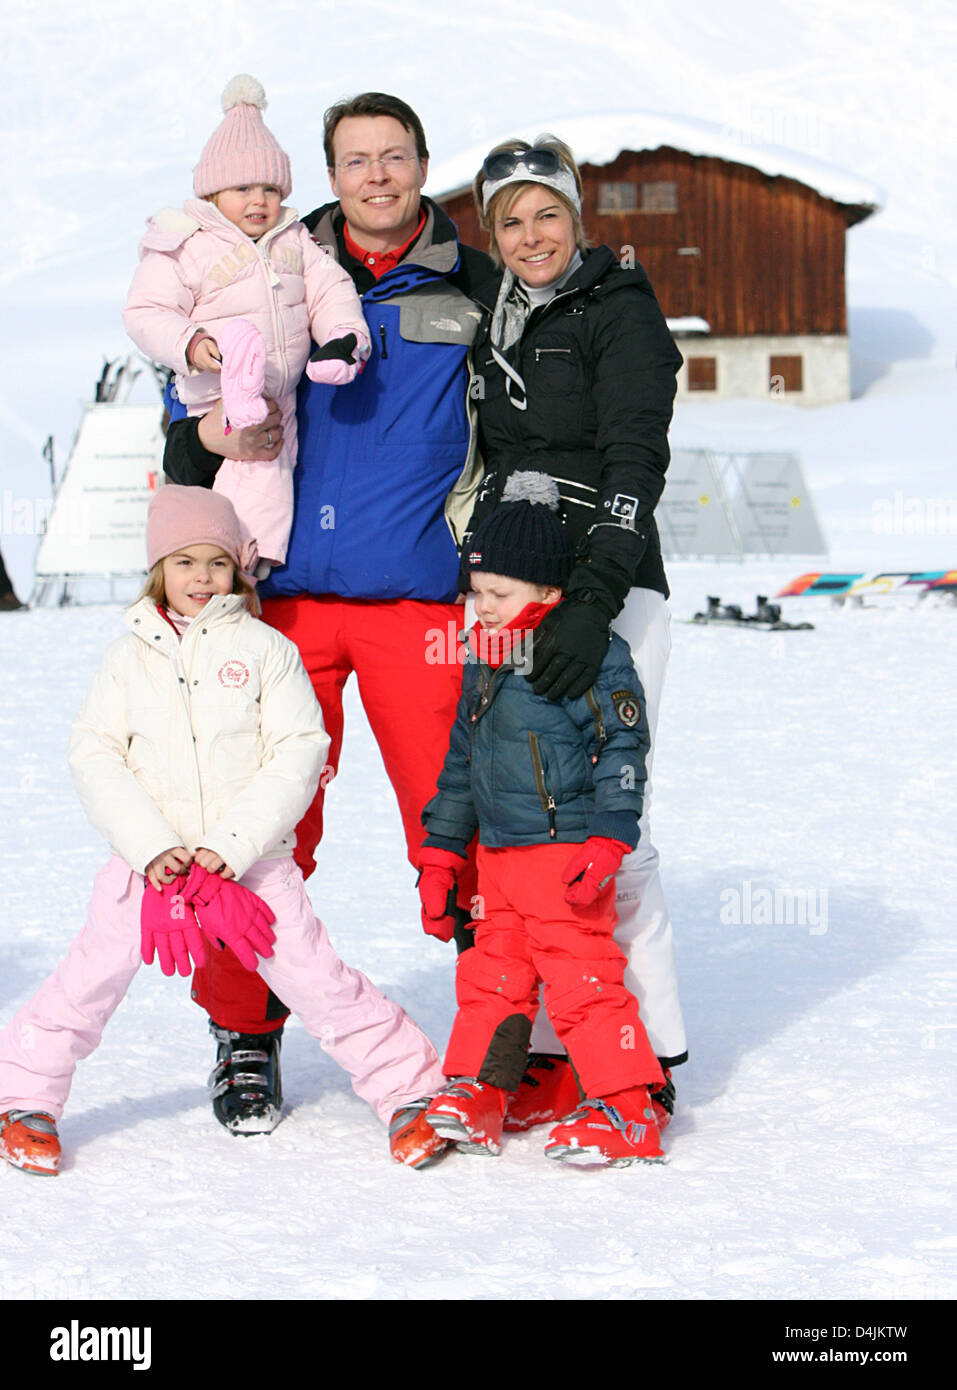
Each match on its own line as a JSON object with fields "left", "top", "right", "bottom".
{"left": 769, "top": 355, "right": 804, "bottom": 393}
{"left": 640, "top": 181, "right": 678, "bottom": 213}
{"left": 688, "top": 357, "right": 717, "bottom": 391}
{"left": 597, "top": 181, "right": 637, "bottom": 214}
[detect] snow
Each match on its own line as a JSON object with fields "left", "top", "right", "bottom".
{"left": 667, "top": 317, "right": 711, "bottom": 334}
{"left": 427, "top": 109, "right": 886, "bottom": 211}
{"left": 2, "top": 585, "right": 955, "bottom": 1304}
{"left": 2, "top": 593, "right": 955, "bottom": 1304}
{"left": 1, "top": 0, "right": 956, "bottom": 1310}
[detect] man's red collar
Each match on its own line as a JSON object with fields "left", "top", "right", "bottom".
{"left": 342, "top": 208, "right": 426, "bottom": 280}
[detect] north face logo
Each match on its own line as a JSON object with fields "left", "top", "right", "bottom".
{"left": 430, "top": 317, "right": 462, "bottom": 332}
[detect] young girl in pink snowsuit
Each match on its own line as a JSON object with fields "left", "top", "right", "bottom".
{"left": 0, "top": 487, "right": 447, "bottom": 1176}
{"left": 124, "top": 75, "right": 370, "bottom": 569}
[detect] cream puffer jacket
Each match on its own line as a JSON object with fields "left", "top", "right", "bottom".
{"left": 123, "top": 199, "right": 369, "bottom": 412}
{"left": 68, "top": 595, "right": 330, "bottom": 880}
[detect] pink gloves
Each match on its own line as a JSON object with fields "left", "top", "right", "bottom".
{"left": 180, "top": 865, "right": 276, "bottom": 971}
{"left": 216, "top": 318, "right": 269, "bottom": 432}
{"left": 141, "top": 881, "right": 206, "bottom": 977}
{"left": 140, "top": 865, "right": 276, "bottom": 976}
{"left": 562, "top": 838, "right": 632, "bottom": 906}
{"left": 306, "top": 332, "right": 369, "bottom": 387}
{"left": 416, "top": 847, "right": 464, "bottom": 942}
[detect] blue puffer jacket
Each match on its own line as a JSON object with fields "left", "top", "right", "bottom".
{"left": 422, "top": 630, "right": 649, "bottom": 850}
{"left": 264, "top": 199, "right": 490, "bottom": 603}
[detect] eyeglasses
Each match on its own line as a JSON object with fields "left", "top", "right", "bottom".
{"left": 482, "top": 148, "right": 562, "bottom": 181}
{"left": 335, "top": 154, "right": 420, "bottom": 176}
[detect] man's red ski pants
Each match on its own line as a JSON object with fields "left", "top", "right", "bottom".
{"left": 191, "top": 594, "right": 474, "bottom": 1033}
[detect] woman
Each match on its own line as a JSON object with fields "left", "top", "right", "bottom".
{"left": 465, "top": 136, "right": 688, "bottom": 1124}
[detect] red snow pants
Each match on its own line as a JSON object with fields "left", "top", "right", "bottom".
{"left": 444, "top": 844, "right": 665, "bottom": 1098}
{"left": 191, "top": 595, "right": 476, "bottom": 1033}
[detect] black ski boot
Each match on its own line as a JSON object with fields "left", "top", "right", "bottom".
{"left": 697, "top": 596, "right": 744, "bottom": 623}
{"left": 208, "top": 1022, "right": 284, "bottom": 1135}
{"left": 649, "top": 1070, "right": 676, "bottom": 1129}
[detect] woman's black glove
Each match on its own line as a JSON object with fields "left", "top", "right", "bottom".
{"left": 527, "top": 598, "right": 613, "bottom": 701}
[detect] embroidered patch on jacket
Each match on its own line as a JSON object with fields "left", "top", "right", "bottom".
{"left": 611, "top": 690, "right": 641, "bottom": 727}
{"left": 218, "top": 660, "right": 251, "bottom": 689}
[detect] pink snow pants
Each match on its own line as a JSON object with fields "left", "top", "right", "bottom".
{"left": 0, "top": 855, "right": 444, "bottom": 1127}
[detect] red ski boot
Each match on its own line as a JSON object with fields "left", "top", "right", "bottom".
{"left": 544, "top": 1086, "right": 664, "bottom": 1167}
{"left": 503, "top": 1053, "right": 582, "bottom": 1132}
{"left": 0, "top": 1110, "right": 61, "bottom": 1176}
{"left": 425, "top": 1079, "right": 507, "bottom": 1156}
{"left": 389, "top": 1099, "right": 449, "bottom": 1169}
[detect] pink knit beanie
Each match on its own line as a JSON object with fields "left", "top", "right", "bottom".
{"left": 193, "top": 75, "right": 292, "bottom": 199}
{"left": 147, "top": 485, "right": 254, "bottom": 572}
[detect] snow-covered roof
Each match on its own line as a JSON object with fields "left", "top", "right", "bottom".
{"left": 429, "top": 111, "right": 885, "bottom": 215}
{"left": 667, "top": 317, "right": 711, "bottom": 335}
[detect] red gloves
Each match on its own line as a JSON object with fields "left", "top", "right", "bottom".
{"left": 180, "top": 865, "right": 276, "bottom": 971}
{"left": 417, "top": 847, "right": 465, "bottom": 942}
{"left": 562, "top": 838, "right": 632, "bottom": 906}
{"left": 141, "top": 880, "right": 206, "bottom": 977}
{"left": 140, "top": 865, "right": 277, "bottom": 976}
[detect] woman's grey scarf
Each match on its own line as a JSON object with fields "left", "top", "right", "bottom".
{"left": 487, "top": 252, "right": 584, "bottom": 412}
{"left": 488, "top": 269, "right": 531, "bottom": 411}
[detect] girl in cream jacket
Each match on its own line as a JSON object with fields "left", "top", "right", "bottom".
{"left": 0, "top": 488, "right": 445, "bottom": 1177}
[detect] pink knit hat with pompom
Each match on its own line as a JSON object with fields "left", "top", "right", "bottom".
{"left": 193, "top": 75, "right": 292, "bottom": 199}
{"left": 147, "top": 485, "right": 258, "bottom": 575}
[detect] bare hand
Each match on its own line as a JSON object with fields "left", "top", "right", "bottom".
{"left": 196, "top": 398, "right": 283, "bottom": 461}
{"left": 191, "top": 338, "right": 222, "bottom": 373}
{"left": 145, "top": 846, "right": 193, "bottom": 893}
{"left": 194, "top": 846, "right": 236, "bottom": 880}
{"left": 186, "top": 330, "right": 222, "bottom": 373}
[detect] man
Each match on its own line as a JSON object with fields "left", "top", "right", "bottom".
{"left": 163, "top": 94, "right": 492, "bottom": 1143}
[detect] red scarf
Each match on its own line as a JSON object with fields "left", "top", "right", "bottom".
{"left": 467, "top": 600, "right": 558, "bottom": 669}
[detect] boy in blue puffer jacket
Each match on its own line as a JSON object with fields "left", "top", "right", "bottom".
{"left": 417, "top": 473, "right": 667, "bottom": 1167}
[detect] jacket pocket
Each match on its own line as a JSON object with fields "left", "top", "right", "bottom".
{"left": 528, "top": 732, "right": 557, "bottom": 839}
{"left": 526, "top": 336, "right": 583, "bottom": 393}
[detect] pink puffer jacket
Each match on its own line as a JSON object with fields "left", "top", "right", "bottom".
{"left": 123, "top": 199, "right": 368, "bottom": 411}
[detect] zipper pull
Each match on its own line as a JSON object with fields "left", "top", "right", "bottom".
{"left": 261, "top": 246, "right": 281, "bottom": 287}
{"left": 379, "top": 324, "right": 388, "bottom": 359}
{"left": 547, "top": 795, "right": 557, "bottom": 838}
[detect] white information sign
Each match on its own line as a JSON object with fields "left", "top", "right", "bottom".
{"left": 658, "top": 450, "right": 741, "bottom": 558}
{"left": 35, "top": 404, "right": 164, "bottom": 581}
{"left": 720, "top": 453, "right": 827, "bottom": 556}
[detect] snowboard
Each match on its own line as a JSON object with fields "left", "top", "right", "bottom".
{"left": 777, "top": 570, "right": 957, "bottom": 601}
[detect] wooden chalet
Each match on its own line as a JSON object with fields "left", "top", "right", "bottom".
{"left": 430, "top": 114, "right": 882, "bottom": 405}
